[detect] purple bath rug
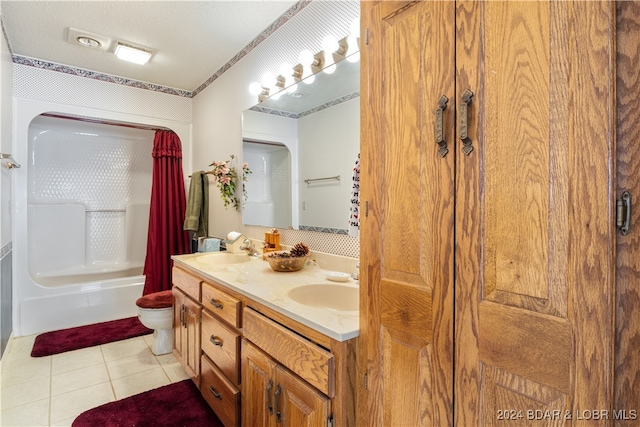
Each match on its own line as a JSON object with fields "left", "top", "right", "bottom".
{"left": 31, "top": 316, "right": 152, "bottom": 357}
{"left": 72, "top": 379, "right": 223, "bottom": 427}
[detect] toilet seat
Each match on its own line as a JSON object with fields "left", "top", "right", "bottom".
{"left": 136, "top": 289, "right": 173, "bottom": 309}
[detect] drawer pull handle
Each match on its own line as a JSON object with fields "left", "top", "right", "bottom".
{"left": 266, "top": 379, "right": 274, "bottom": 414}
{"left": 209, "top": 386, "right": 222, "bottom": 400}
{"left": 210, "top": 299, "right": 223, "bottom": 309}
{"left": 274, "top": 384, "right": 282, "bottom": 422}
{"left": 210, "top": 335, "right": 223, "bottom": 347}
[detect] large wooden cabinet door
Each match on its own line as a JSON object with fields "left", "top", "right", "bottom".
{"left": 361, "top": 0, "right": 617, "bottom": 425}
{"left": 360, "top": 1, "right": 456, "bottom": 426}
{"left": 455, "top": 1, "right": 616, "bottom": 425}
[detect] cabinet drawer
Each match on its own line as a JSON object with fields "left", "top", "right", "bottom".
{"left": 201, "top": 355, "right": 240, "bottom": 427}
{"left": 202, "top": 309, "right": 241, "bottom": 385}
{"left": 202, "top": 282, "right": 242, "bottom": 328}
{"left": 172, "top": 267, "right": 201, "bottom": 301}
{"left": 243, "top": 307, "right": 335, "bottom": 397}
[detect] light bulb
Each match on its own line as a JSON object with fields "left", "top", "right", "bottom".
{"left": 249, "top": 82, "right": 262, "bottom": 96}
{"left": 261, "top": 72, "right": 275, "bottom": 88}
{"left": 303, "top": 74, "right": 315, "bottom": 85}
{"left": 321, "top": 35, "right": 339, "bottom": 54}
{"left": 299, "top": 50, "right": 315, "bottom": 66}
{"left": 279, "top": 63, "right": 292, "bottom": 78}
{"left": 286, "top": 83, "right": 299, "bottom": 94}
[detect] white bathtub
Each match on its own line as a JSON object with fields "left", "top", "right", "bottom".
{"left": 12, "top": 101, "right": 191, "bottom": 336}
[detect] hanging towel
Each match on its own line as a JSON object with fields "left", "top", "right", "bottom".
{"left": 348, "top": 153, "right": 360, "bottom": 237}
{"left": 183, "top": 171, "right": 209, "bottom": 238}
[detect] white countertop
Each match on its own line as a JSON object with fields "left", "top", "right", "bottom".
{"left": 172, "top": 252, "right": 360, "bottom": 342}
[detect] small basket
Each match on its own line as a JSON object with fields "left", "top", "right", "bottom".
{"left": 266, "top": 254, "right": 308, "bottom": 272}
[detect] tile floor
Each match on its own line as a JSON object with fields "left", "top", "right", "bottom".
{"left": 0, "top": 333, "right": 189, "bottom": 426}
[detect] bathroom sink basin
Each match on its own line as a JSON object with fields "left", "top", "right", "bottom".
{"left": 196, "top": 253, "right": 253, "bottom": 265}
{"left": 287, "top": 284, "right": 359, "bottom": 312}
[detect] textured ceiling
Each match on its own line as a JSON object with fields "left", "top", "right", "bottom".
{"left": 0, "top": 1, "right": 299, "bottom": 92}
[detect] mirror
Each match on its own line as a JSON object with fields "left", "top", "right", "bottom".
{"left": 242, "top": 54, "right": 360, "bottom": 234}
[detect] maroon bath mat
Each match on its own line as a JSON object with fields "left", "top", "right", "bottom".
{"left": 31, "top": 316, "right": 152, "bottom": 357}
{"left": 72, "top": 379, "right": 223, "bottom": 427}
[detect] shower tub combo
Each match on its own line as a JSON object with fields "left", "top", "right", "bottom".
{"left": 13, "top": 102, "right": 190, "bottom": 336}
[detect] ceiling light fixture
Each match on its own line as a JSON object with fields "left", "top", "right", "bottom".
{"left": 76, "top": 36, "right": 101, "bottom": 48}
{"left": 115, "top": 42, "right": 153, "bottom": 65}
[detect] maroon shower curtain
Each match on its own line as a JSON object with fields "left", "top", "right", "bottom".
{"left": 142, "top": 130, "right": 190, "bottom": 295}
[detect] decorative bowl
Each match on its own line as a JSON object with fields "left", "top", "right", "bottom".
{"left": 266, "top": 254, "right": 308, "bottom": 272}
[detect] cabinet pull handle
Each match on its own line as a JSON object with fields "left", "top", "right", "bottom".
{"left": 274, "top": 384, "right": 282, "bottom": 423}
{"left": 180, "top": 305, "right": 186, "bottom": 328}
{"left": 459, "top": 88, "right": 474, "bottom": 155}
{"left": 210, "top": 299, "right": 223, "bottom": 309}
{"left": 266, "top": 379, "right": 274, "bottom": 415}
{"left": 209, "top": 335, "right": 223, "bottom": 347}
{"left": 435, "top": 95, "right": 449, "bottom": 157}
{"left": 209, "top": 386, "right": 223, "bottom": 400}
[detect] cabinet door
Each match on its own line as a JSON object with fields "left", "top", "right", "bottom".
{"left": 455, "top": 1, "right": 616, "bottom": 424}
{"left": 275, "top": 365, "right": 330, "bottom": 427}
{"left": 361, "top": 1, "right": 455, "bottom": 426}
{"left": 242, "top": 340, "right": 276, "bottom": 427}
{"left": 173, "top": 287, "right": 201, "bottom": 384}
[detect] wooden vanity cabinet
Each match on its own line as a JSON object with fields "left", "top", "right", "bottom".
{"left": 172, "top": 264, "right": 357, "bottom": 427}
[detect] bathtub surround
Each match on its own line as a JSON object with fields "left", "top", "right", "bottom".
{"left": 71, "top": 379, "right": 223, "bottom": 427}
{"left": 142, "top": 130, "right": 190, "bottom": 296}
{"left": 30, "top": 316, "right": 151, "bottom": 357}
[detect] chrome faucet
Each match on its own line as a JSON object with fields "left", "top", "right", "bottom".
{"left": 240, "top": 238, "right": 259, "bottom": 256}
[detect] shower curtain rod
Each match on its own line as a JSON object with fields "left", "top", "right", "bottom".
{"left": 41, "top": 113, "right": 171, "bottom": 132}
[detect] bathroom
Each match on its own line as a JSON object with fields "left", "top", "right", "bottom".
{"left": 0, "top": 1, "right": 361, "bottom": 425}
{"left": 1, "top": 0, "right": 360, "bottom": 339}
{"left": 3, "top": 1, "right": 639, "bottom": 426}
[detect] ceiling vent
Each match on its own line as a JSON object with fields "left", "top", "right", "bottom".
{"left": 66, "top": 27, "right": 111, "bottom": 51}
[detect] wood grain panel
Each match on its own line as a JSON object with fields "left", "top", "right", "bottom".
{"left": 484, "top": 1, "right": 551, "bottom": 302}
{"left": 172, "top": 266, "right": 201, "bottom": 301}
{"left": 615, "top": 1, "right": 640, "bottom": 424}
{"left": 243, "top": 308, "right": 335, "bottom": 397}
{"left": 277, "top": 365, "right": 331, "bottom": 427}
{"left": 201, "top": 310, "right": 241, "bottom": 386}
{"left": 202, "top": 281, "right": 242, "bottom": 328}
{"left": 481, "top": 365, "right": 568, "bottom": 427}
{"left": 478, "top": 302, "right": 572, "bottom": 394}
{"left": 201, "top": 355, "right": 240, "bottom": 427}
{"left": 382, "top": 326, "right": 434, "bottom": 427}
{"left": 380, "top": 280, "right": 432, "bottom": 337}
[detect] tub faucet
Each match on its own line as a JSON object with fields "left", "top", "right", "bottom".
{"left": 240, "top": 238, "right": 259, "bottom": 256}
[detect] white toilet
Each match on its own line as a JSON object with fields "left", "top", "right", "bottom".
{"left": 135, "top": 290, "right": 174, "bottom": 355}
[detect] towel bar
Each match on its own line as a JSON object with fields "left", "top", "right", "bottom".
{"left": 304, "top": 175, "right": 340, "bottom": 184}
